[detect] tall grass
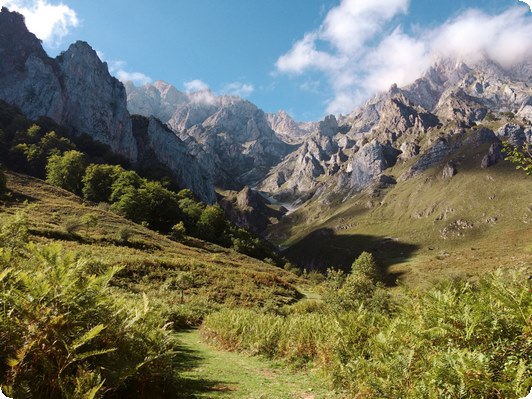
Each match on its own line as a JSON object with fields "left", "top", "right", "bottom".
{"left": 202, "top": 271, "right": 531, "bottom": 398}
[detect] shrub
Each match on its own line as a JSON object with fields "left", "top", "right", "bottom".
{"left": 46, "top": 150, "right": 86, "bottom": 194}
{"left": 170, "top": 221, "right": 186, "bottom": 241}
{"left": 203, "top": 270, "right": 531, "bottom": 398}
{"left": 0, "top": 227, "right": 180, "bottom": 397}
{"left": 82, "top": 164, "right": 123, "bottom": 203}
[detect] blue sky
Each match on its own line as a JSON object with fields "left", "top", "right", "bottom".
{"left": 2, "top": 0, "right": 531, "bottom": 121}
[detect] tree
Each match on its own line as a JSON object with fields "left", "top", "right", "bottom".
{"left": 170, "top": 222, "right": 186, "bottom": 241}
{"left": 111, "top": 181, "right": 182, "bottom": 233}
{"left": 196, "top": 205, "right": 229, "bottom": 244}
{"left": 109, "top": 170, "right": 144, "bottom": 203}
{"left": 82, "top": 164, "right": 123, "bottom": 203}
{"left": 45, "top": 150, "right": 86, "bottom": 194}
{"left": 503, "top": 142, "right": 532, "bottom": 176}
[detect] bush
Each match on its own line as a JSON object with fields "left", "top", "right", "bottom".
{"left": 82, "top": 164, "right": 123, "bottom": 203}
{"left": 46, "top": 150, "right": 86, "bottom": 194}
{"left": 170, "top": 221, "right": 186, "bottom": 241}
{"left": 0, "top": 220, "right": 180, "bottom": 398}
{"left": 202, "top": 270, "right": 531, "bottom": 398}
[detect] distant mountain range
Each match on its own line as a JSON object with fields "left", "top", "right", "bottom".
{"left": 0, "top": 7, "right": 531, "bottom": 243}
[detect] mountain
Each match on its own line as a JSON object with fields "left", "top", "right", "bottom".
{"left": 0, "top": 8, "right": 136, "bottom": 161}
{"left": 126, "top": 81, "right": 293, "bottom": 189}
{"left": 262, "top": 57, "right": 532, "bottom": 280}
{"left": 266, "top": 110, "right": 317, "bottom": 144}
{"left": 0, "top": 8, "right": 215, "bottom": 203}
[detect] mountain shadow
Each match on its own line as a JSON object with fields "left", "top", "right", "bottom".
{"left": 283, "top": 228, "right": 420, "bottom": 286}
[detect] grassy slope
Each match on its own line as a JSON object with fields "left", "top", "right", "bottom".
{"left": 2, "top": 171, "right": 301, "bottom": 309}
{"left": 272, "top": 138, "right": 532, "bottom": 287}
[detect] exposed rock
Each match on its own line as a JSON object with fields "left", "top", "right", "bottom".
{"left": 517, "top": 96, "right": 532, "bottom": 121}
{"left": 220, "top": 187, "right": 286, "bottom": 234}
{"left": 57, "top": 41, "right": 136, "bottom": 160}
{"left": 266, "top": 110, "right": 317, "bottom": 143}
{"left": 317, "top": 115, "right": 339, "bottom": 137}
{"left": 496, "top": 123, "right": 526, "bottom": 147}
{"left": 463, "top": 127, "right": 498, "bottom": 146}
{"left": 0, "top": 8, "right": 137, "bottom": 161}
{"left": 400, "top": 138, "right": 452, "bottom": 180}
{"left": 442, "top": 161, "right": 457, "bottom": 179}
{"left": 399, "top": 142, "right": 420, "bottom": 161}
{"left": 481, "top": 142, "right": 503, "bottom": 169}
{"left": 126, "top": 81, "right": 292, "bottom": 188}
{"left": 131, "top": 115, "right": 216, "bottom": 203}
{"left": 345, "top": 141, "right": 400, "bottom": 191}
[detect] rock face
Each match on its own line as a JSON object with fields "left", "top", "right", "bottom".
{"left": 0, "top": 8, "right": 219, "bottom": 203}
{"left": 57, "top": 42, "right": 136, "bottom": 160}
{"left": 345, "top": 141, "right": 400, "bottom": 191}
{"left": 131, "top": 116, "right": 216, "bottom": 203}
{"left": 0, "top": 8, "right": 137, "bottom": 161}
{"left": 220, "top": 186, "right": 286, "bottom": 234}
{"left": 126, "top": 82, "right": 292, "bottom": 188}
{"left": 266, "top": 110, "right": 317, "bottom": 144}
{"left": 481, "top": 142, "right": 503, "bottom": 169}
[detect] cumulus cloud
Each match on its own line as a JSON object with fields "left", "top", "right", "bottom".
{"left": 0, "top": 0, "right": 78, "bottom": 47}
{"left": 276, "top": 0, "right": 532, "bottom": 115}
{"left": 519, "top": 0, "right": 531, "bottom": 10}
{"left": 184, "top": 79, "right": 210, "bottom": 92}
{"left": 221, "top": 82, "right": 254, "bottom": 97}
{"left": 106, "top": 59, "right": 152, "bottom": 86}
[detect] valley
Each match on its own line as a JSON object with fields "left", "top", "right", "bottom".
{"left": 0, "top": 4, "right": 530, "bottom": 398}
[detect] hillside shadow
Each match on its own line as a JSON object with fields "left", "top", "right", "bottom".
{"left": 283, "top": 228, "right": 420, "bottom": 286}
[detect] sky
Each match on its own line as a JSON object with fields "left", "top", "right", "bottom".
{"left": 1, "top": 0, "right": 531, "bottom": 121}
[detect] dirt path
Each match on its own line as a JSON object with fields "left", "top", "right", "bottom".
{"left": 175, "top": 329, "right": 337, "bottom": 399}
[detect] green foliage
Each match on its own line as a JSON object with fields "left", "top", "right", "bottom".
{"left": 82, "top": 164, "right": 123, "bottom": 203}
{"left": 109, "top": 169, "right": 144, "bottom": 203}
{"left": 0, "top": 211, "right": 29, "bottom": 258}
{"left": 80, "top": 213, "right": 98, "bottom": 236}
{"left": 322, "top": 252, "right": 389, "bottom": 312}
{"left": 0, "top": 222, "right": 180, "bottom": 398}
{"left": 115, "top": 226, "right": 133, "bottom": 244}
{"left": 203, "top": 270, "right": 532, "bottom": 398}
{"left": 46, "top": 150, "right": 86, "bottom": 194}
{"left": 111, "top": 181, "right": 182, "bottom": 233}
{"left": 503, "top": 141, "right": 532, "bottom": 176}
{"left": 170, "top": 221, "right": 186, "bottom": 241}
{"left": 196, "top": 205, "right": 229, "bottom": 244}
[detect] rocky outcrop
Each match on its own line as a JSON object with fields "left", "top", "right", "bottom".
{"left": 442, "top": 162, "right": 457, "bottom": 179}
{"left": 481, "top": 142, "right": 503, "bottom": 169}
{"left": 266, "top": 110, "right": 317, "bottom": 143}
{"left": 131, "top": 116, "right": 216, "bottom": 203}
{"left": 57, "top": 42, "right": 136, "bottom": 160}
{"left": 496, "top": 124, "right": 527, "bottom": 147}
{"left": 220, "top": 186, "right": 287, "bottom": 234}
{"left": 126, "top": 81, "right": 292, "bottom": 188}
{"left": 344, "top": 141, "right": 400, "bottom": 191}
{"left": 0, "top": 8, "right": 138, "bottom": 161}
{"left": 400, "top": 138, "right": 452, "bottom": 180}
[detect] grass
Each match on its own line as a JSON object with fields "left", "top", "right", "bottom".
{"left": 271, "top": 134, "right": 532, "bottom": 287}
{"left": 1, "top": 171, "right": 302, "bottom": 316}
{"left": 176, "top": 329, "right": 338, "bottom": 399}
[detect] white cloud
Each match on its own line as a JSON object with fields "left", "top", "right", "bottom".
{"left": 519, "top": 0, "right": 531, "bottom": 11}
{"left": 107, "top": 59, "right": 152, "bottom": 86}
{"left": 276, "top": 0, "right": 532, "bottom": 115}
{"left": 184, "top": 79, "right": 210, "bottom": 92}
{"left": 1, "top": 0, "right": 78, "bottom": 47}
{"left": 221, "top": 82, "right": 254, "bottom": 97}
